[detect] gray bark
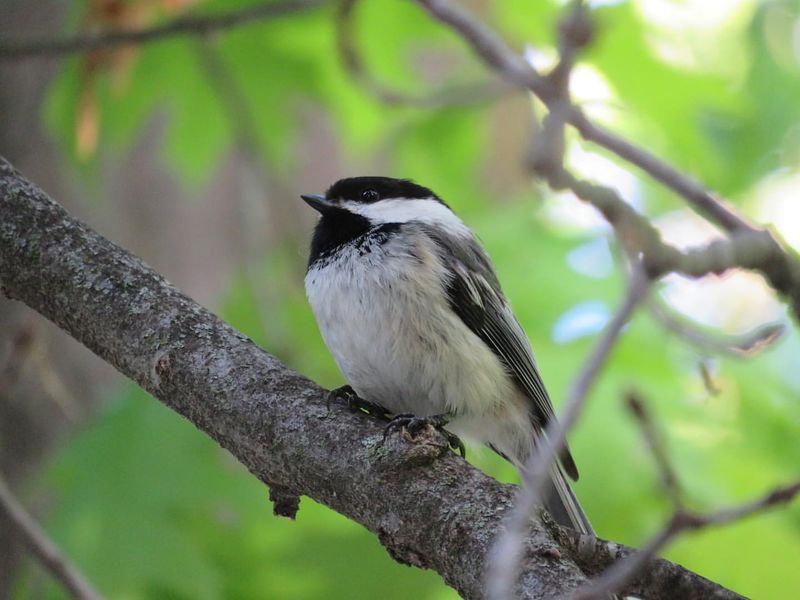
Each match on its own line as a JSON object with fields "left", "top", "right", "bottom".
{"left": 0, "top": 156, "right": 742, "bottom": 599}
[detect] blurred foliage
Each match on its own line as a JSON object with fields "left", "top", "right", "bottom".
{"left": 11, "top": 0, "right": 800, "bottom": 598}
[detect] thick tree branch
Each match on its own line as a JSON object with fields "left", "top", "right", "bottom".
{"left": 0, "top": 158, "right": 576, "bottom": 598}
{"left": 0, "top": 475, "right": 102, "bottom": 600}
{"left": 0, "top": 0, "right": 328, "bottom": 60}
{"left": 0, "top": 159, "right": 741, "bottom": 599}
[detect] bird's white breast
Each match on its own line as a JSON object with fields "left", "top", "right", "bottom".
{"left": 305, "top": 227, "right": 522, "bottom": 428}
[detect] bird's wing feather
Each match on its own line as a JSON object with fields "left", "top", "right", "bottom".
{"left": 422, "top": 225, "right": 579, "bottom": 480}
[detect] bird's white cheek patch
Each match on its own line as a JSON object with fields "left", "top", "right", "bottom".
{"left": 343, "top": 198, "right": 471, "bottom": 237}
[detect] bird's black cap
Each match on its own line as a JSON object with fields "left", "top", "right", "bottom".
{"left": 324, "top": 176, "right": 443, "bottom": 204}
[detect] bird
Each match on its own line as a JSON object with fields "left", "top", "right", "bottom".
{"left": 302, "top": 176, "right": 593, "bottom": 535}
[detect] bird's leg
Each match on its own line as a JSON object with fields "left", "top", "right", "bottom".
{"left": 384, "top": 413, "right": 466, "bottom": 458}
{"left": 329, "top": 387, "right": 466, "bottom": 458}
{"left": 327, "top": 385, "right": 391, "bottom": 420}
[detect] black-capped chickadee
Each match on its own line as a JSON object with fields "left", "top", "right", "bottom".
{"left": 302, "top": 176, "right": 593, "bottom": 535}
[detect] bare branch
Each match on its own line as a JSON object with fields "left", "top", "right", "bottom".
{"left": 0, "top": 475, "right": 102, "bottom": 600}
{"left": 0, "top": 0, "right": 327, "bottom": 60}
{"left": 412, "top": 0, "right": 800, "bottom": 318}
{"left": 412, "top": 0, "right": 746, "bottom": 231}
{"left": 567, "top": 111, "right": 752, "bottom": 234}
{"left": 545, "top": 167, "right": 800, "bottom": 317}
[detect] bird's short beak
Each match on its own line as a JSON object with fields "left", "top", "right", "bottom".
{"left": 301, "top": 193, "right": 334, "bottom": 214}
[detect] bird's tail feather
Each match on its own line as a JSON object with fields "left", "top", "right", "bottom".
{"left": 487, "top": 442, "right": 594, "bottom": 535}
{"left": 543, "top": 463, "right": 594, "bottom": 536}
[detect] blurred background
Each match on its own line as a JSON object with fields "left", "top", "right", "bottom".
{"left": 1, "top": 0, "right": 800, "bottom": 598}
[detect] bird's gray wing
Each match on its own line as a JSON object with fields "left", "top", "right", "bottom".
{"left": 422, "top": 226, "right": 579, "bottom": 480}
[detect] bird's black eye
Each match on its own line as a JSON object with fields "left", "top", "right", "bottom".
{"left": 360, "top": 189, "right": 380, "bottom": 203}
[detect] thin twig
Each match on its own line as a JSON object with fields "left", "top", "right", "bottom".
{"left": 625, "top": 391, "right": 683, "bottom": 510}
{"left": 414, "top": 0, "right": 556, "bottom": 98}
{"left": 648, "top": 299, "right": 785, "bottom": 358}
{"left": 549, "top": 0, "right": 593, "bottom": 88}
{"left": 0, "top": 475, "right": 102, "bottom": 600}
{"left": 577, "top": 519, "right": 678, "bottom": 600}
{"left": 487, "top": 269, "right": 651, "bottom": 600}
{"left": 567, "top": 111, "right": 752, "bottom": 233}
{"left": 702, "top": 480, "right": 800, "bottom": 525}
{"left": 574, "top": 480, "right": 800, "bottom": 600}
{"left": 548, "top": 167, "right": 795, "bottom": 291}
{"left": 0, "top": 0, "right": 328, "bottom": 60}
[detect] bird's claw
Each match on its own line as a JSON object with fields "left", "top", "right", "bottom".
{"left": 383, "top": 413, "right": 466, "bottom": 458}
{"left": 328, "top": 388, "right": 466, "bottom": 458}
{"left": 327, "top": 385, "right": 390, "bottom": 420}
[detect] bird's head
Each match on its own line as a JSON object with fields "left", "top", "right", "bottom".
{"left": 302, "top": 176, "right": 466, "bottom": 235}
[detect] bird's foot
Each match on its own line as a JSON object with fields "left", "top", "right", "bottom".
{"left": 327, "top": 385, "right": 391, "bottom": 420}
{"left": 384, "top": 413, "right": 466, "bottom": 458}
